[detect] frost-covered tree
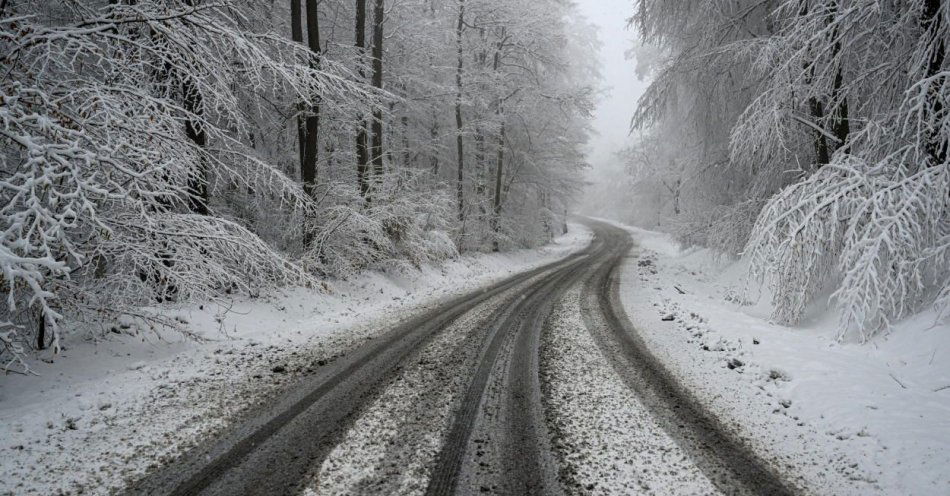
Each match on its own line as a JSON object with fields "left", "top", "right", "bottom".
{"left": 0, "top": 0, "right": 364, "bottom": 355}
{"left": 0, "top": 0, "right": 597, "bottom": 371}
{"left": 742, "top": 0, "right": 950, "bottom": 339}
{"left": 631, "top": 0, "right": 949, "bottom": 339}
{"left": 631, "top": 0, "right": 784, "bottom": 254}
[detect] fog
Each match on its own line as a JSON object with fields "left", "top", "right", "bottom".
{"left": 574, "top": 0, "right": 648, "bottom": 219}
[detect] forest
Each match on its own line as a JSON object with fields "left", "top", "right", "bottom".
{"left": 1, "top": 1, "right": 948, "bottom": 494}
{"left": 608, "top": 0, "right": 949, "bottom": 341}
{"left": 0, "top": 0, "right": 596, "bottom": 367}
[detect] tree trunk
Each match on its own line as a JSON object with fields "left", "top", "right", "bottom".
{"left": 370, "top": 0, "right": 385, "bottom": 180}
{"left": 182, "top": 76, "right": 209, "bottom": 215}
{"left": 36, "top": 310, "right": 46, "bottom": 351}
{"left": 492, "top": 117, "right": 505, "bottom": 252}
{"left": 290, "top": 0, "right": 306, "bottom": 171}
{"left": 355, "top": 0, "right": 370, "bottom": 198}
{"left": 182, "top": 0, "right": 208, "bottom": 215}
{"left": 490, "top": 29, "right": 505, "bottom": 252}
{"left": 474, "top": 126, "right": 486, "bottom": 219}
{"left": 302, "top": 0, "right": 322, "bottom": 200}
{"left": 830, "top": 63, "right": 849, "bottom": 150}
{"left": 803, "top": 1, "right": 849, "bottom": 170}
{"left": 923, "top": 0, "right": 947, "bottom": 165}
{"left": 807, "top": 95, "right": 831, "bottom": 166}
{"left": 672, "top": 178, "right": 681, "bottom": 216}
{"left": 455, "top": 0, "right": 465, "bottom": 225}
{"left": 431, "top": 114, "right": 440, "bottom": 176}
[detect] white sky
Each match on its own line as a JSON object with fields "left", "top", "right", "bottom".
{"left": 574, "top": 0, "right": 648, "bottom": 178}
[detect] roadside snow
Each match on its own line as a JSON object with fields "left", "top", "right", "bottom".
{"left": 609, "top": 218, "right": 950, "bottom": 495}
{"left": 0, "top": 225, "right": 592, "bottom": 496}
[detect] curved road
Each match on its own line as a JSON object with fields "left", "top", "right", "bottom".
{"left": 126, "top": 220, "right": 797, "bottom": 496}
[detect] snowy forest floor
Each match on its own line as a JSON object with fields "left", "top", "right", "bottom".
{"left": 0, "top": 227, "right": 593, "bottom": 496}
{"left": 610, "top": 219, "right": 950, "bottom": 495}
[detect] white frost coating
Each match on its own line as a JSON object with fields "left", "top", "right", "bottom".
{"left": 0, "top": 2, "right": 376, "bottom": 366}
{"left": 619, "top": 221, "right": 950, "bottom": 495}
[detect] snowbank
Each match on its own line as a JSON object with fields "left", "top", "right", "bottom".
{"left": 613, "top": 219, "right": 950, "bottom": 495}
{"left": 0, "top": 225, "right": 593, "bottom": 496}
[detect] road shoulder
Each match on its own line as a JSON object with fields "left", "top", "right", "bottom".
{"left": 613, "top": 220, "right": 950, "bottom": 495}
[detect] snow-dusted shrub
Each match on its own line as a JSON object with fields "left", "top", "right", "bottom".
{"left": 0, "top": 1, "right": 366, "bottom": 362}
{"left": 301, "top": 169, "right": 457, "bottom": 278}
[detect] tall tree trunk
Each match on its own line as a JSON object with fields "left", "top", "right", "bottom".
{"left": 370, "top": 0, "right": 385, "bottom": 181}
{"left": 924, "top": 0, "right": 947, "bottom": 166}
{"left": 474, "top": 126, "right": 486, "bottom": 219}
{"left": 430, "top": 115, "right": 440, "bottom": 176}
{"left": 290, "top": 0, "right": 306, "bottom": 171}
{"left": 355, "top": 0, "right": 370, "bottom": 198}
{"left": 182, "top": 0, "right": 208, "bottom": 215}
{"left": 807, "top": 94, "right": 831, "bottom": 167}
{"left": 803, "top": 0, "right": 849, "bottom": 170}
{"left": 492, "top": 117, "right": 505, "bottom": 252}
{"left": 672, "top": 178, "right": 681, "bottom": 216}
{"left": 490, "top": 29, "right": 505, "bottom": 252}
{"left": 302, "top": 0, "right": 322, "bottom": 200}
{"left": 455, "top": 0, "right": 465, "bottom": 225}
{"left": 182, "top": 76, "right": 209, "bottom": 215}
{"left": 830, "top": 63, "right": 849, "bottom": 149}
{"left": 36, "top": 309, "right": 46, "bottom": 351}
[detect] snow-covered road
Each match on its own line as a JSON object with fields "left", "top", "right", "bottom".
{"left": 5, "top": 219, "right": 926, "bottom": 496}
{"left": 118, "top": 220, "right": 796, "bottom": 495}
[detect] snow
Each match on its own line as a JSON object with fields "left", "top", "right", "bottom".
{"left": 303, "top": 279, "right": 522, "bottom": 495}
{"left": 541, "top": 286, "right": 719, "bottom": 495}
{"left": 610, "top": 218, "right": 950, "bottom": 495}
{"left": 0, "top": 225, "right": 592, "bottom": 496}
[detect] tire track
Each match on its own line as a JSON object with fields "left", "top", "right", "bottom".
{"left": 123, "top": 250, "right": 587, "bottom": 496}
{"left": 578, "top": 219, "right": 797, "bottom": 496}
{"left": 426, "top": 226, "right": 616, "bottom": 496}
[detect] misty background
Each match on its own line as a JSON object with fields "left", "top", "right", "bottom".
{"left": 575, "top": 0, "right": 648, "bottom": 222}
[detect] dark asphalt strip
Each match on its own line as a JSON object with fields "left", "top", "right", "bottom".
{"left": 123, "top": 250, "right": 587, "bottom": 496}
{"left": 580, "top": 219, "right": 798, "bottom": 496}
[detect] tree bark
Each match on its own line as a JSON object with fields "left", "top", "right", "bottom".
{"left": 36, "top": 310, "right": 46, "bottom": 351}
{"left": 181, "top": 0, "right": 208, "bottom": 215}
{"left": 799, "top": 1, "right": 851, "bottom": 170}
{"left": 370, "top": 0, "right": 385, "bottom": 180}
{"left": 492, "top": 117, "right": 505, "bottom": 252}
{"left": 807, "top": 95, "right": 831, "bottom": 166}
{"left": 455, "top": 0, "right": 465, "bottom": 225}
{"left": 431, "top": 114, "right": 440, "bottom": 176}
{"left": 182, "top": 76, "right": 209, "bottom": 215}
{"left": 290, "top": 0, "right": 306, "bottom": 171}
{"left": 923, "top": 0, "right": 947, "bottom": 165}
{"left": 474, "top": 126, "right": 486, "bottom": 218}
{"left": 355, "top": 0, "right": 370, "bottom": 198}
{"left": 302, "top": 0, "right": 322, "bottom": 200}
{"left": 490, "top": 29, "right": 505, "bottom": 252}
